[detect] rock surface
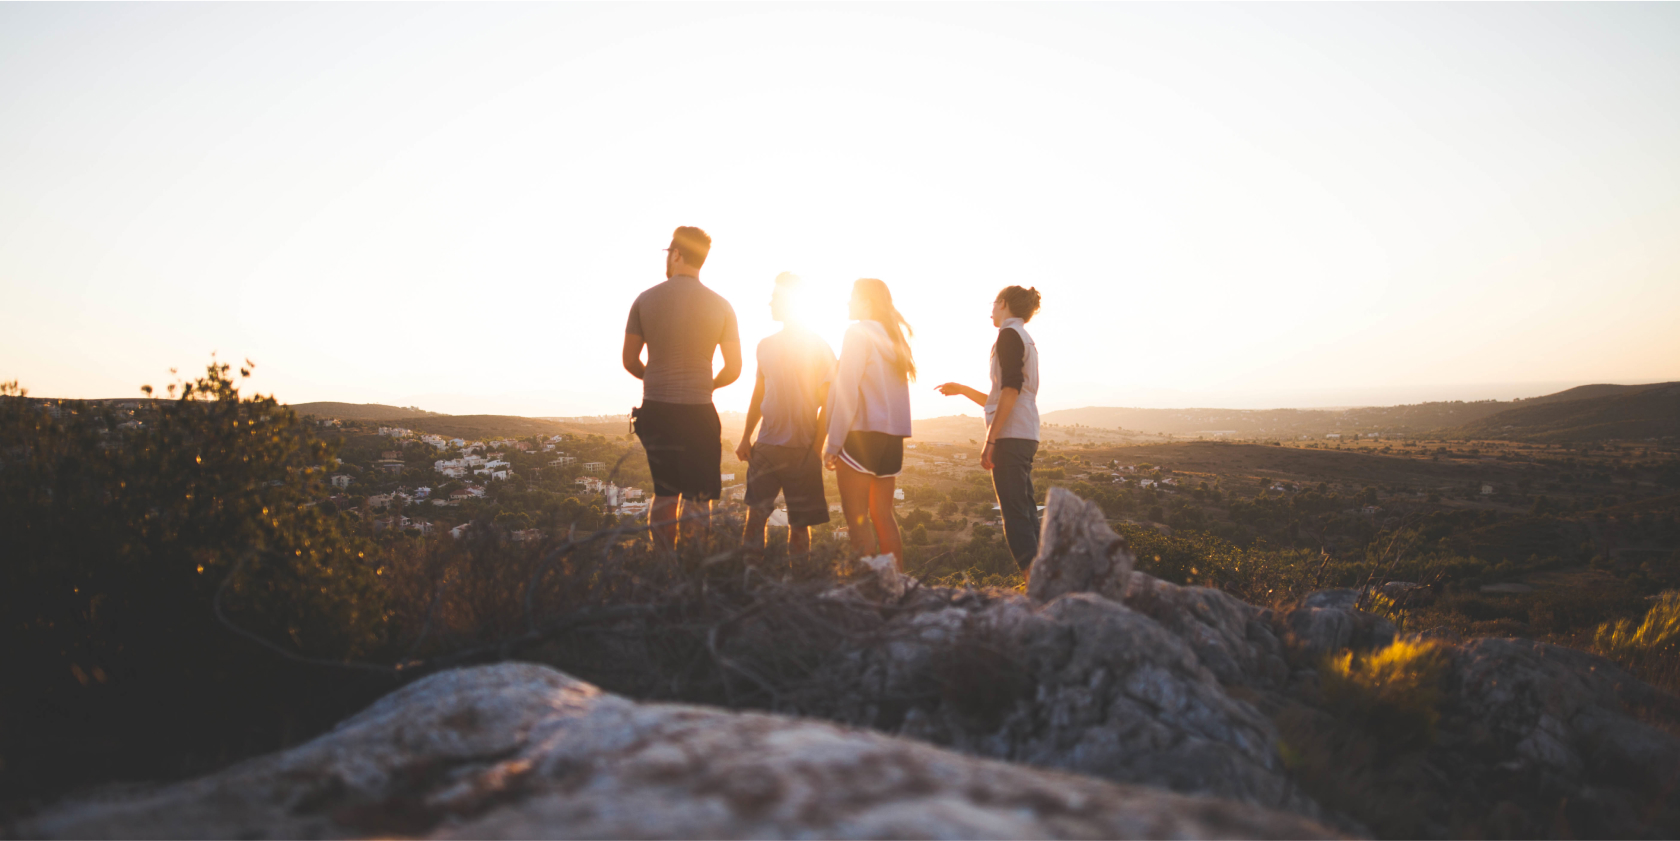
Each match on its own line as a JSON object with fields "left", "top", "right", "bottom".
{"left": 1027, "top": 486, "right": 1134, "bottom": 603}
{"left": 21, "top": 663, "right": 1336, "bottom": 840}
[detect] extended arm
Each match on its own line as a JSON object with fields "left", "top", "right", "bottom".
{"left": 935, "top": 382, "right": 987, "bottom": 407}
{"left": 622, "top": 333, "right": 646, "bottom": 380}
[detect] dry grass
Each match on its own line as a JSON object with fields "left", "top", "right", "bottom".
{"left": 1593, "top": 590, "right": 1680, "bottom": 697}
{"left": 1319, "top": 639, "right": 1449, "bottom": 752}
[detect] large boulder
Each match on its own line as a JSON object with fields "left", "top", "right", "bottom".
{"left": 1448, "top": 638, "right": 1680, "bottom": 792}
{"left": 20, "top": 663, "right": 1336, "bottom": 840}
{"left": 790, "top": 587, "right": 1326, "bottom": 821}
{"left": 1027, "top": 486, "right": 1133, "bottom": 603}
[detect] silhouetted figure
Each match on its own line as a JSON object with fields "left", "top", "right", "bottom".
{"left": 736, "top": 273, "right": 837, "bottom": 558}
{"left": 622, "top": 226, "right": 741, "bottom": 549}
{"left": 937, "top": 286, "right": 1042, "bottom": 570}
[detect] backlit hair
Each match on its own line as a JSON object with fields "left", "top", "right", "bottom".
{"left": 670, "top": 226, "right": 712, "bottom": 269}
{"left": 997, "top": 286, "right": 1042, "bottom": 322}
{"left": 852, "top": 278, "right": 916, "bottom": 381}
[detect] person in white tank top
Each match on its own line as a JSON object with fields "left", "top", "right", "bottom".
{"left": 936, "top": 286, "right": 1042, "bottom": 571}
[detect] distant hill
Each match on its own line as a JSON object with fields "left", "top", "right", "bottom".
{"left": 291, "top": 402, "right": 443, "bottom": 421}
{"left": 1449, "top": 382, "right": 1679, "bottom": 442}
{"left": 908, "top": 415, "right": 988, "bottom": 444}
{"left": 1039, "top": 401, "right": 1513, "bottom": 439}
{"left": 1040, "top": 382, "right": 1677, "bottom": 440}
{"left": 1511, "top": 382, "right": 1666, "bottom": 407}
{"left": 386, "top": 415, "right": 569, "bottom": 439}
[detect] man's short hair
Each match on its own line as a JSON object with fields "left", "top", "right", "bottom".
{"left": 671, "top": 226, "right": 712, "bottom": 269}
{"left": 774, "top": 271, "right": 801, "bottom": 289}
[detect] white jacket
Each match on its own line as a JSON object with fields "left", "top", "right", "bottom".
{"left": 825, "top": 320, "right": 912, "bottom": 455}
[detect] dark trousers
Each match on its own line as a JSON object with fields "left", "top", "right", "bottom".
{"left": 991, "top": 438, "right": 1040, "bottom": 569}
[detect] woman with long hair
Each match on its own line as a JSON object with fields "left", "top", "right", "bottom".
{"left": 936, "top": 285, "right": 1042, "bottom": 571}
{"left": 824, "top": 278, "right": 914, "bottom": 567}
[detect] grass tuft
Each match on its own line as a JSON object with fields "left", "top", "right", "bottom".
{"left": 1320, "top": 638, "right": 1449, "bottom": 752}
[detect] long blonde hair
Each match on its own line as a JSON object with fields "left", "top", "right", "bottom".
{"left": 852, "top": 278, "right": 916, "bottom": 382}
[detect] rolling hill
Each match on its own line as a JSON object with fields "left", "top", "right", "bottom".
{"left": 1039, "top": 401, "right": 1514, "bottom": 438}
{"left": 1041, "top": 382, "right": 1677, "bottom": 440}
{"left": 290, "top": 402, "right": 444, "bottom": 421}
{"left": 1449, "top": 382, "right": 1679, "bottom": 442}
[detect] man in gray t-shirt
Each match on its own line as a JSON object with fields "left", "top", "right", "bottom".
{"left": 623, "top": 226, "right": 741, "bottom": 548}
{"left": 735, "top": 273, "right": 837, "bottom": 555}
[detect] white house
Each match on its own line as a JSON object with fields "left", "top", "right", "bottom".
{"left": 1326, "top": 433, "right": 1342, "bottom": 440}
{"left": 330, "top": 474, "right": 352, "bottom": 489}
{"left": 450, "top": 523, "right": 471, "bottom": 540}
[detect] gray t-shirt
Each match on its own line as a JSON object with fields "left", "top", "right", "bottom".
{"left": 625, "top": 275, "right": 740, "bottom": 405}
{"left": 755, "top": 327, "right": 837, "bottom": 448}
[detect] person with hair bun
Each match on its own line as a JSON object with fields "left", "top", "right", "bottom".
{"left": 936, "top": 286, "right": 1042, "bottom": 571}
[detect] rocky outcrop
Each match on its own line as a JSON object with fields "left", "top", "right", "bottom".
{"left": 794, "top": 577, "right": 1327, "bottom": 822}
{"left": 1280, "top": 589, "right": 1398, "bottom": 658}
{"left": 1027, "top": 486, "right": 1133, "bottom": 603}
{"left": 1431, "top": 638, "right": 1680, "bottom": 836}
{"left": 21, "top": 663, "right": 1336, "bottom": 840}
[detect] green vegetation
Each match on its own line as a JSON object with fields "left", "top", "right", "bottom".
{"left": 4, "top": 363, "right": 1676, "bottom": 819}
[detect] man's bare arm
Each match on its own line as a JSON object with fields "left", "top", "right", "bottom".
{"left": 623, "top": 333, "right": 646, "bottom": 380}
{"left": 714, "top": 341, "right": 743, "bottom": 389}
{"left": 736, "top": 372, "right": 766, "bottom": 462}
{"left": 809, "top": 382, "right": 831, "bottom": 456}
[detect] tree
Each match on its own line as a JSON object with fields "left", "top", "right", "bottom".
{"left": 1, "top": 362, "right": 385, "bottom": 798}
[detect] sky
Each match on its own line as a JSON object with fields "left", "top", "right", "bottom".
{"left": 3, "top": 3, "right": 1677, "bottom": 418}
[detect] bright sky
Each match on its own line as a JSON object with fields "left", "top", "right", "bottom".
{"left": 4, "top": 4, "right": 1677, "bottom": 417}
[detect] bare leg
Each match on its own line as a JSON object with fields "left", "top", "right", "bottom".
{"left": 868, "top": 475, "right": 903, "bottom": 568}
{"left": 677, "top": 497, "right": 712, "bottom": 549}
{"left": 742, "top": 507, "right": 769, "bottom": 553}
{"left": 837, "top": 463, "right": 878, "bottom": 556}
{"left": 650, "top": 495, "right": 680, "bottom": 550}
{"left": 788, "top": 525, "right": 811, "bottom": 555}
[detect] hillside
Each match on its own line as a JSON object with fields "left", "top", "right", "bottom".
{"left": 1040, "top": 401, "right": 1512, "bottom": 438}
{"left": 387, "top": 414, "right": 570, "bottom": 439}
{"left": 1041, "top": 381, "right": 1678, "bottom": 439}
{"left": 1451, "top": 382, "right": 1680, "bottom": 442}
{"left": 291, "top": 402, "right": 443, "bottom": 421}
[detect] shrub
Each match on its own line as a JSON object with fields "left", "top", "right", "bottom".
{"left": 1320, "top": 639, "right": 1448, "bottom": 752}
{"left": 0, "top": 363, "right": 388, "bottom": 800}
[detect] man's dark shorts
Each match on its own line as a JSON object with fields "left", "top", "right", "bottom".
{"left": 633, "top": 401, "right": 722, "bottom": 501}
{"left": 744, "top": 443, "right": 830, "bottom": 528}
